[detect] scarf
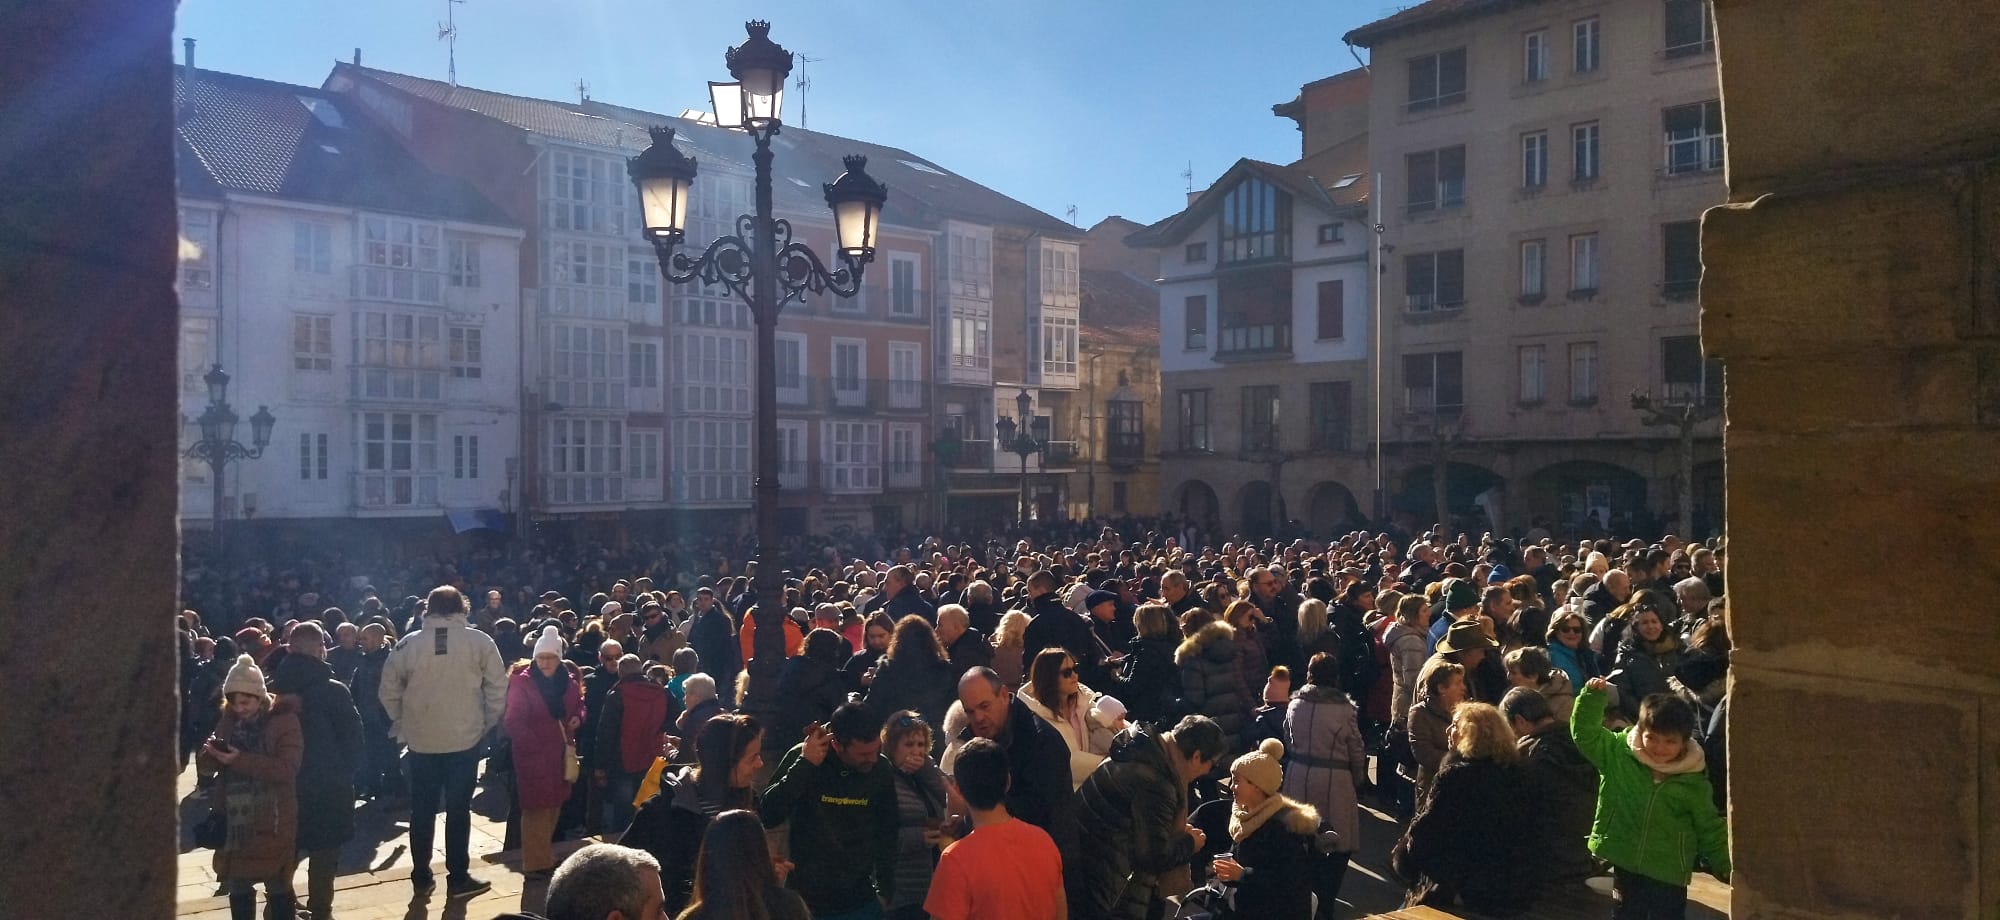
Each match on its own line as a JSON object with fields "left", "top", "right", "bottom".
{"left": 1228, "top": 794, "right": 1287, "bottom": 843}
{"left": 532, "top": 664, "right": 570, "bottom": 722}
{"left": 222, "top": 713, "right": 269, "bottom": 853}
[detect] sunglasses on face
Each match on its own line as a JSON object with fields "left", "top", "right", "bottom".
{"left": 1060, "top": 667, "right": 1077, "bottom": 678}
{"left": 1557, "top": 626, "right": 1583, "bottom": 634}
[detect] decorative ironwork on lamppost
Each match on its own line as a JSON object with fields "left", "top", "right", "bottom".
{"left": 995, "top": 388, "right": 1049, "bottom": 527}
{"left": 629, "top": 20, "right": 887, "bottom": 711}
{"left": 183, "top": 363, "right": 275, "bottom": 559}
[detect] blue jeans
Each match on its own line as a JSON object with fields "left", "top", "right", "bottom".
{"left": 602, "top": 771, "right": 640, "bottom": 834}
{"left": 407, "top": 748, "right": 480, "bottom": 881}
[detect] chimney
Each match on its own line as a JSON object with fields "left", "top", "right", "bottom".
{"left": 1186, "top": 187, "right": 1206, "bottom": 205}
{"left": 353, "top": 47, "right": 362, "bottom": 67}
{"left": 182, "top": 37, "right": 195, "bottom": 70}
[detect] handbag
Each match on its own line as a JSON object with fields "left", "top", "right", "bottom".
{"left": 562, "top": 727, "right": 581, "bottom": 783}
{"left": 192, "top": 809, "right": 227, "bottom": 849}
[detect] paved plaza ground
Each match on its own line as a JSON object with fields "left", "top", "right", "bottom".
{"left": 175, "top": 760, "right": 1727, "bottom": 919}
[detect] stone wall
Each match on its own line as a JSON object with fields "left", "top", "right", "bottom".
{"left": 0, "top": 0, "right": 181, "bottom": 915}
{"left": 1706, "top": 1, "right": 2000, "bottom": 916}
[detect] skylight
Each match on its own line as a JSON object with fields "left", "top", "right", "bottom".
{"left": 898, "top": 159, "right": 948, "bottom": 176}
{"left": 298, "top": 96, "right": 346, "bottom": 129}
{"left": 1331, "top": 174, "right": 1362, "bottom": 189}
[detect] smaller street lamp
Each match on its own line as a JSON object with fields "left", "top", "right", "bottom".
{"left": 184, "top": 363, "right": 275, "bottom": 558}
{"left": 1631, "top": 389, "right": 1720, "bottom": 539}
{"left": 997, "top": 388, "right": 1049, "bottom": 526}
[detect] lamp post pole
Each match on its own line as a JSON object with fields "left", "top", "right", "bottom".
{"left": 1631, "top": 391, "right": 1717, "bottom": 538}
{"left": 183, "top": 364, "right": 275, "bottom": 563}
{"left": 630, "top": 21, "right": 887, "bottom": 712}
{"left": 996, "top": 389, "right": 1044, "bottom": 527}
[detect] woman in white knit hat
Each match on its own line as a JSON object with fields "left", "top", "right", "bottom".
{"left": 1189, "top": 737, "right": 1322, "bottom": 920}
{"left": 197, "top": 653, "right": 304, "bottom": 920}
{"left": 503, "top": 625, "right": 583, "bottom": 877}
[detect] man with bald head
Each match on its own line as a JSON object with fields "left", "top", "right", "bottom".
{"left": 946, "top": 668, "right": 1077, "bottom": 862}
{"left": 1580, "top": 569, "right": 1631, "bottom": 624}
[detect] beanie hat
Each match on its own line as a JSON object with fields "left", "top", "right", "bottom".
{"left": 1231, "top": 738, "right": 1286, "bottom": 796}
{"left": 221, "top": 653, "right": 267, "bottom": 698}
{"left": 600, "top": 601, "right": 623, "bottom": 620}
{"left": 1083, "top": 590, "right": 1120, "bottom": 612}
{"left": 532, "top": 624, "right": 565, "bottom": 658}
{"left": 1090, "top": 694, "right": 1127, "bottom": 729}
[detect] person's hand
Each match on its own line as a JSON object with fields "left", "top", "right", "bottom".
{"left": 1210, "top": 857, "right": 1244, "bottom": 882}
{"left": 801, "top": 723, "right": 830, "bottom": 766}
{"left": 861, "top": 667, "right": 877, "bottom": 688}
{"left": 659, "top": 734, "right": 680, "bottom": 759}
{"left": 773, "top": 858, "right": 795, "bottom": 884}
{"left": 566, "top": 715, "right": 582, "bottom": 730}
{"left": 205, "top": 739, "right": 240, "bottom": 766}
{"left": 1185, "top": 824, "right": 1206, "bottom": 849}
{"left": 1585, "top": 676, "right": 1613, "bottom": 692}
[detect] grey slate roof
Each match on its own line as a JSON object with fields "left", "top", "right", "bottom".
{"left": 175, "top": 65, "right": 512, "bottom": 227}
{"left": 333, "top": 64, "right": 1075, "bottom": 237}
{"left": 1343, "top": 0, "right": 1538, "bottom": 48}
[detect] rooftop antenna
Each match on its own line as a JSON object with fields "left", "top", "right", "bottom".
{"left": 576, "top": 79, "right": 590, "bottom": 104}
{"left": 795, "top": 53, "right": 822, "bottom": 128}
{"left": 1182, "top": 161, "right": 1195, "bottom": 194}
{"left": 1066, "top": 205, "right": 1078, "bottom": 227}
{"left": 438, "top": 0, "right": 465, "bottom": 85}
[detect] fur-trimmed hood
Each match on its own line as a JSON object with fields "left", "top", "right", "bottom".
{"left": 1175, "top": 620, "right": 1236, "bottom": 666}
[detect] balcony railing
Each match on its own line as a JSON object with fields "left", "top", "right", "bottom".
{"left": 815, "top": 377, "right": 930, "bottom": 414}
{"left": 886, "top": 459, "right": 924, "bottom": 490}
{"left": 1215, "top": 323, "right": 1291, "bottom": 359}
{"left": 799, "top": 285, "right": 930, "bottom": 324}
{"left": 943, "top": 439, "right": 1079, "bottom": 472}
{"left": 353, "top": 471, "right": 441, "bottom": 510}
{"left": 1107, "top": 432, "right": 1146, "bottom": 468}
{"left": 1661, "top": 278, "right": 1700, "bottom": 301}
{"left": 776, "top": 459, "right": 808, "bottom": 491}
{"left": 352, "top": 264, "right": 444, "bottom": 306}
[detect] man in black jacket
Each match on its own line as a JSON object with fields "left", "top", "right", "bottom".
{"left": 1021, "top": 570, "right": 1094, "bottom": 680}
{"left": 881, "top": 564, "right": 938, "bottom": 625}
{"left": 270, "top": 623, "right": 363, "bottom": 920}
{"left": 1069, "top": 715, "right": 1226, "bottom": 920}
{"left": 953, "top": 668, "right": 1077, "bottom": 860}
{"left": 1503, "top": 687, "right": 1598, "bottom": 888}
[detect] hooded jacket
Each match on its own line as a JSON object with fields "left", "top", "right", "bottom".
{"left": 1120, "top": 632, "right": 1182, "bottom": 725}
{"left": 1070, "top": 725, "right": 1198, "bottom": 920}
{"left": 1175, "top": 622, "right": 1250, "bottom": 745}
{"left": 1188, "top": 793, "right": 1321, "bottom": 920}
{"left": 269, "top": 653, "right": 362, "bottom": 851}
{"left": 1382, "top": 621, "right": 1429, "bottom": 728}
{"left": 1570, "top": 685, "right": 1730, "bottom": 887}
{"left": 759, "top": 743, "right": 900, "bottom": 915}
{"left": 1017, "top": 685, "right": 1112, "bottom": 790}
{"left": 377, "top": 612, "right": 508, "bottom": 754}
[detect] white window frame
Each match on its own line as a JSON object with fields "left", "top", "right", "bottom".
{"left": 1317, "top": 222, "right": 1344, "bottom": 245}
{"left": 1573, "top": 121, "right": 1601, "bottom": 181}
{"left": 547, "top": 149, "right": 629, "bottom": 235}
{"left": 1041, "top": 314, "right": 1078, "bottom": 377}
{"left": 627, "top": 249, "right": 661, "bottom": 314}
{"left": 1570, "top": 233, "right": 1601, "bottom": 293}
{"left": 452, "top": 433, "right": 480, "bottom": 480}
{"left": 628, "top": 339, "right": 660, "bottom": 389}
{"left": 627, "top": 429, "right": 661, "bottom": 482}
{"left": 298, "top": 432, "right": 328, "bottom": 481}
{"left": 1663, "top": 100, "right": 1725, "bottom": 176}
{"left": 1521, "top": 239, "right": 1547, "bottom": 299}
{"left": 822, "top": 420, "right": 883, "bottom": 493}
{"left": 357, "top": 411, "right": 439, "bottom": 507}
{"left": 293, "top": 220, "right": 333, "bottom": 275}
{"left": 888, "top": 252, "right": 922, "bottom": 317}
{"left": 1524, "top": 29, "right": 1549, "bottom": 82}
{"left": 354, "top": 311, "right": 444, "bottom": 401}
{"left": 1574, "top": 17, "right": 1601, "bottom": 73}
{"left": 449, "top": 326, "right": 482, "bottom": 379}
{"left": 950, "top": 310, "right": 991, "bottom": 369}
{"left": 670, "top": 418, "right": 749, "bottom": 504}
{"left": 1519, "top": 344, "right": 1547, "bottom": 403}
{"left": 888, "top": 423, "right": 920, "bottom": 476}
{"left": 888, "top": 341, "right": 922, "bottom": 409}
{"left": 668, "top": 330, "right": 746, "bottom": 414}
{"left": 545, "top": 417, "right": 626, "bottom": 505}
{"left": 293, "top": 314, "right": 334, "bottom": 372}
{"left": 447, "top": 237, "right": 480, "bottom": 288}
{"left": 776, "top": 419, "right": 808, "bottom": 485}
{"left": 180, "top": 210, "right": 215, "bottom": 289}
{"left": 359, "top": 215, "right": 443, "bottom": 305}
{"left": 831, "top": 338, "right": 866, "bottom": 406}
{"left": 548, "top": 323, "right": 628, "bottom": 410}
{"left": 1568, "top": 341, "right": 1600, "bottom": 403}
{"left": 1522, "top": 131, "right": 1549, "bottom": 188}
{"left": 948, "top": 229, "right": 993, "bottom": 298}
{"left": 774, "top": 332, "right": 807, "bottom": 398}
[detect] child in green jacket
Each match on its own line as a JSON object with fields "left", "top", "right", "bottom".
{"left": 1573, "top": 678, "right": 1730, "bottom": 919}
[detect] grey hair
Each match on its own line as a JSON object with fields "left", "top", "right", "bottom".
{"left": 545, "top": 843, "right": 661, "bottom": 920}
{"left": 937, "top": 603, "right": 969, "bottom": 629}
{"left": 682, "top": 672, "right": 717, "bottom": 706}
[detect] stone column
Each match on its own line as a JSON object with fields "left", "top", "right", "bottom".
{"left": 0, "top": 0, "right": 181, "bottom": 916}
{"left": 1705, "top": 2, "right": 2000, "bottom": 916}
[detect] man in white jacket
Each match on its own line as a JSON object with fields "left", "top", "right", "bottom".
{"left": 379, "top": 584, "right": 508, "bottom": 899}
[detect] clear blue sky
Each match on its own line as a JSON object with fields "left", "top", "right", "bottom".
{"left": 172, "top": 0, "right": 1382, "bottom": 228}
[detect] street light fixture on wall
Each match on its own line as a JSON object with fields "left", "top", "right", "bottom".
{"left": 629, "top": 19, "right": 888, "bottom": 710}
{"left": 184, "top": 363, "right": 275, "bottom": 559}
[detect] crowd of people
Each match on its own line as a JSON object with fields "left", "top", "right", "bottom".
{"left": 182, "top": 518, "right": 1733, "bottom": 920}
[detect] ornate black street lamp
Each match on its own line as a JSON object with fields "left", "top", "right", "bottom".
{"left": 629, "top": 20, "right": 887, "bottom": 695}
{"left": 995, "top": 388, "right": 1049, "bottom": 527}
{"left": 184, "top": 363, "right": 275, "bottom": 558}
{"left": 1631, "top": 389, "right": 1719, "bottom": 539}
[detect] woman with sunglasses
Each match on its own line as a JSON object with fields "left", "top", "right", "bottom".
{"left": 1020, "top": 647, "right": 1118, "bottom": 790}
{"left": 1544, "top": 608, "right": 1603, "bottom": 693}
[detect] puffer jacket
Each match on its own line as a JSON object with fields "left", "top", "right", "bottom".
{"left": 771, "top": 654, "right": 849, "bottom": 756}
{"left": 1175, "top": 622, "right": 1250, "bottom": 747}
{"left": 1517, "top": 721, "right": 1598, "bottom": 885}
{"left": 888, "top": 763, "right": 949, "bottom": 912}
{"left": 378, "top": 613, "right": 508, "bottom": 754}
{"left": 1382, "top": 621, "right": 1429, "bottom": 728}
{"left": 1611, "top": 632, "right": 1685, "bottom": 721}
{"left": 271, "top": 654, "right": 362, "bottom": 852}
{"left": 864, "top": 652, "right": 958, "bottom": 745}
{"left": 1399, "top": 754, "right": 1537, "bottom": 915}
{"left": 1571, "top": 686, "right": 1730, "bottom": 886}
{"left": 198, "top": 698, "right": 304, "bottom": 882}
{"left": 1406, "top": 697, "right": 1452, "bottom": 810}
{"left": 1120, "top": 633, "right": 1182, "bottom": 726}
{"left": 1017, "top": 686, "right": 1113, "bottom": 790}
{"left": 1192, "top": 794, "right": 1321, "bottom": 920}
{"left": 1069, "top": 725, "right": 1198, "bottom": 920}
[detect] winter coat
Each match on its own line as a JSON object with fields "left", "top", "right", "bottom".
{"left": 620, "top": 766, "right": 758, "bottom": 915}
{"left": 1406, "top": 698, "right": 1452, "bottom": 809}
{"left": 1023, "top": 593, "right": 1098, "bottom": 681}
{"left": 939, "top": 694, "right": 1078, "bottom": 860}
{"left": 1231, "top": 624, "right": 1270, "bottom": 713}
{"left": 1382, "top": 621, "right": 1429, "bottom": 728}
{"left": 1365, "top": 616, "right": 1398, "bottom": 724}
{"left": 1611, "top": 633, "right": 1685, "bottom": 721}
{"left": 1175, "top": 621, "right": 1251, "bottom": 747}
{"left": 1547, "top": 640, "right": 1604, "bottom": 693}
{"left": 687, "top": 608, "right": 740, "bottom": 692}
{"left": 888, "top": 763, "right": 949, "bottom": 911}
{"left": 1571, "top": 686, "right": 1730, "bottom": 887}
{"left": 349, "top": 648, "right": 390, "bottom": 727}
{"left": 1398, "top": 754, "right": 1537, "bottom": 914}
{"left": 1516, "top": 721, "right": 1598, "bottom": 885}
{"left": 578, "top": 667, "right": 621, "bottom": 768}
{"left": 865, "top": 652, "right": 958, "bottom": 745}
{"left": 199, "top": 699, "right": 303, "bottom": 882}
{"left": 963, "top": 599, "right": 1004, "bottom": 636}
{"left": 595, "top": 677, "right": 678, "bottom": 776}
{"left": 1282, "top": 685, "right": 1364, "bottom": 854}
{"left": 841, "top": 647, "right": 882, "bottom": 694}
{"left": 677, "top": 696, "right": 722, "bottom": 739}
{"left": 273, "top": 655, "right": 362, "bottom": 851}
{"left": 944, "top": 627, "right": 994, "bottom": 674}
{"left": 1536, "top": 669, "right": 1577, "bottom": 724}
{"left": 503, "top": 663, "right": 583, "bottom": 811}
{"left": 1120, "top": 633, "right": 1182, "bottom": 725}
{"left": 771, "top": 655, "right": 849, "bottom": 756}
{"left": 379, "top": 613, "right": 508, "bottom": 754}
{"left": 738, "top": 607, "right": 803, "bottom": 668}
{"left": 1069, "top": 725, "right": 1199, "bottom": 920}
{"left": 759, "top": 744, "right": 900, "bottom": 914}
{"left": 885, "top": 585, "right": 939, "bottom": 625}
{"left": 1189, "top": 795, "right": 1320, "bottom": 920}
{"left": 1579, "top": 583, "right": 1623, "bottom": 624}
{"left": 1018, "top": 686, "right": 1111, "bottom": 790}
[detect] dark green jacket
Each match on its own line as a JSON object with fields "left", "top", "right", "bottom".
{"left": 1571, "top": 686, "right": 1731, "bottom": 887}
{"left": 760, "top": 743, "right": 899, "bottom": 914}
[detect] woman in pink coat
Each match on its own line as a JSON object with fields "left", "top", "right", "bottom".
{"left": 506, "top": 625, "right": 584, "bottom": 876}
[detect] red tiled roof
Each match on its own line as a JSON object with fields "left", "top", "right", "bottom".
{"left": 1080, "top": 269, "right": 1159, "bottom": 347}
{"left": 1343, "top": 0, "right": 1537, "bottom": 48}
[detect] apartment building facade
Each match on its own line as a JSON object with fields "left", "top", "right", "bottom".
{"left": 174, "top": 64, "right": 524, "bottom": 543}
{"left": 1347, "top": 0, "right": 1725, "bottom": 538}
